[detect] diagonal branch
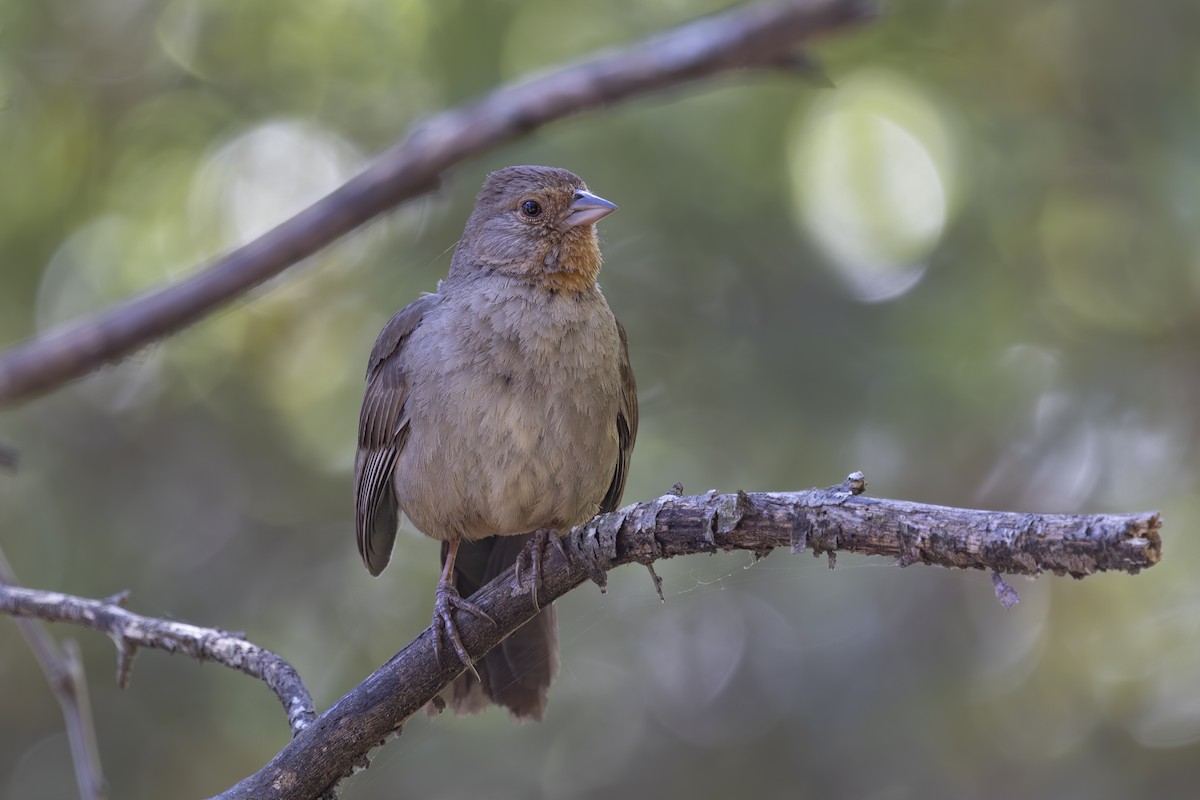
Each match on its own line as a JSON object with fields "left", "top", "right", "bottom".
{"left": 0, "top": 0, "right": 875, "bottom": 407}
{"left": 0, "top": 581, "right": 316, "bottom": 736}
{"left": 212, "top": 476, "right": 1162, "bottom": 800}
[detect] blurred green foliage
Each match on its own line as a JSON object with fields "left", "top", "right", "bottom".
{"left": 3, "top": 0, "right": 1200, "bottom": 797}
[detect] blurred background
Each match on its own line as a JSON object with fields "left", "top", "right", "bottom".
{"left": 2, "top": 0, "right": 1199, "bottom": 797}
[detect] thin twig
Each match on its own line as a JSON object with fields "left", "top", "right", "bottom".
{"left": 0, "top": 580, "right": 316, "bottom": 736}
{"left": 211, "top": 477, "right": 1162, "bottom": 800}
{"left": 62, "top": 641, "right": 106, "bottom": 799}
{"left": 0, "top": 548, "right": 107, "bottom": 800}
{"left": 0, "top": 0, "right": 876, "bottom": 406}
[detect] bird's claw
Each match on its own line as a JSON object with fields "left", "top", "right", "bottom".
{"left": 432, "top": 582, "right": 494, "bottom": 682}
{"left": 514, "top": 528, "right": 568, "bottom": 611}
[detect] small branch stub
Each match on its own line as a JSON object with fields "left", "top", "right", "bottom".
{"left": 992, "top": 572, "right": 1021, "bottom": 609}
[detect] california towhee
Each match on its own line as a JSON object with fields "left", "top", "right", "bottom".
{"left": 354, "top": 166, "right": 637, "bottom": 720}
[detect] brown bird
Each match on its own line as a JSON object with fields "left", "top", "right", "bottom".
{"left": 354, "top": 165, "right": 637, "bottom": 720}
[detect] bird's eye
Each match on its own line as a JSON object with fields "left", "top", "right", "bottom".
{"left": 520, "top": 199, "right": 542, "bottom": 218}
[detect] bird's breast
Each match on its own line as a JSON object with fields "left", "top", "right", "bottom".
{"left": 394, "top": 284, "right": 623, "bottom": 541}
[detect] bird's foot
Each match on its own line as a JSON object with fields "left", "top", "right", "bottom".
{"left": 514, "top": 528, "right": 569, "bottom": 611}
{"left": 432, "top": 581, "right": 494, "bottom": 682}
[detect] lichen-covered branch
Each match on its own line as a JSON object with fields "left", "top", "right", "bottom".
{"left": 0, "top": 582, "right": 315, "bottom": 736}
{"left": 212, "top": 476, "right": 1161, "bottom": 800}
{"left": 633, "top": 477, "right": 1161, "bottom": 578}
{"left": 0, "top": 0, "right": 875, "bottom": 406}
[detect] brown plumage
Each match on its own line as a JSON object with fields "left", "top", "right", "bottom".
{"left": 354, "top": 165, "right": 637, "bottom": 720}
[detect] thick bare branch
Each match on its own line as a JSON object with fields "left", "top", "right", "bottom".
{"left": 0, "top": 582, "right": 315, "bottom": 736}
{"left": 0, "top": 0, "right": 874, "bottom": 407}
{"left": 213, "top": 478, "right": 1161, "bottom": 800}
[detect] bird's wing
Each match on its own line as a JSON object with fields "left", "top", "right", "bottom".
{"left": 354, "top": 293, "right": 441, "bottom": 576}
{"left": 600, "top": 319, "right": 638, "bottom": 514}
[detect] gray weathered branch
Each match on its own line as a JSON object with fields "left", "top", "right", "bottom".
{"left": 212, "top": 477, "right": 1162, "bottom": 800}
{"left": 0, "top": 478, "right": 1163, "bottom": 798}
{"left": 0, "top": 0, "right": 875, "bottom": 406}
{"left": 0, "top": 581, "right": 316, "bottom": 736}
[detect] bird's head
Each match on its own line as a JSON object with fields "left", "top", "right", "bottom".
{"left": 450, "top": 165, "right": 618, "bottom": 293}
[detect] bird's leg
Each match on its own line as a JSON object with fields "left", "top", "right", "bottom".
{"left": 514, "top": 528, "right": 569, "bottom": 611}
{"left": 433, "top": 538, "right": 495, "bottom": 682}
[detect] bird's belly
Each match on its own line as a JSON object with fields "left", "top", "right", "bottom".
{"left": 480, "top": 398, "right": 615, "bottom": 534}
{"left": 395, "top": 370, "right": 619, "bottom": 541}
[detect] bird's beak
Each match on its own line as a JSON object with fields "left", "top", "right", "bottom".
{"left": 562, "top": 190, "right": 618, "bottom": 229}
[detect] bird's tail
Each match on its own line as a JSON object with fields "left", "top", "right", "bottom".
{"left": 431, "top": 534, "right": 559, "bottom": 721}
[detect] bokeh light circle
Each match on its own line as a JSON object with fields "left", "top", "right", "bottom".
{"left": 790, "top": 69, "right": 958, "bottom": 302}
